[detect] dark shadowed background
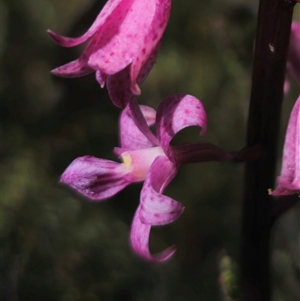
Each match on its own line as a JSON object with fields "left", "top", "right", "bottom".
{"left": 1, "top": 0, "right": 299, "bottom": 300}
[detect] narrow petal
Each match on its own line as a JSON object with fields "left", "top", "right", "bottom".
{"left": 47, "top": 0, "right": 125, "bottom": 47}
{"left": 156, "top": 94, "right": 208, "bottom": 158}
{"left": 106, "top": 66, "right": 134, "bottom": 108}
{"left": 272, "top": 96, "right": 300, "bottom": 195}
{"left": 119, "top": 102, "right": 157, "bottom": 150}
{"left": 140, "top": 156, "right": 184, "bottom": 225}
{"left": 88, "top": 0, "right": 162, "bottom": 75}
{"left": 107, "top": 44, "right": 159, "bottom": 107}
{"left": 130, "top": 206, "right": 177, "bottom": 262}
{"left": 127, "top": 99, "right": 160, "bottom": 146}
{"left": 129, "top": 0, "right": 171, "bottom": 94}
{"left": 60, "top": 155, "right": 133, "bottom": 200}
{"left": 51, "top": 59, "right": 94, "bottom": 77}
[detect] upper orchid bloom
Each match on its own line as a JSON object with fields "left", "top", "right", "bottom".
{"left": 271, "top": 95, "right": 300, "bottom": 195}
{"left": 60, "top": 94, "right": 207, "bottom": 261}
{"left": 48, "top": 0, "right": 171, "bottom": 107}
{"left": 285, "top": 21, "right": 300, "bottom": 93}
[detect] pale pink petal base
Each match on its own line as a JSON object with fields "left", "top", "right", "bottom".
{"left": 130, "top": 206, "right": 177, "bottom": 262}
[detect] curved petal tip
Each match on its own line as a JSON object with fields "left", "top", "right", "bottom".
{"left": 131, "top": 82, "right": 141, "bottom": 96}
{"left": 148, "top": 245, "right": 177, "bottom": 262}
{"left": 130, "top": 206, "right": 177, "bottom": 263}
{"left": 47, "top": 29, "right": 67, "bottom": 46}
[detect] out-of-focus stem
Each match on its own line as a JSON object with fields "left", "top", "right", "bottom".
{"left": 240, "top": 0, "right": 296, "bottom": 300}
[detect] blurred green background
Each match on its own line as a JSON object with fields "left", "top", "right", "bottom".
{"left": 1, "top": 0, "right": 299, "bottom": 300}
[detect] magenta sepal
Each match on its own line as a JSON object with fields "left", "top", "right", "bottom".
{"left": 60, "top": 155, "right": 134, "bottom": 200}
{"left": 272, "top": 95, "right": 300, "bottom": 195}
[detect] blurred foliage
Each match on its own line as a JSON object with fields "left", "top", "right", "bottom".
{"left": 1, "top": 0, "right": 300, "bottom": 300}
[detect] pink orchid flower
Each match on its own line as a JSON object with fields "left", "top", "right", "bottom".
{"left": 285, "top": 21, "right": 300, "bottom": 93}
{"left": 48, "top": 0, "right": 171, "bottom": 107}
{"left": 272, "top": 95, "right": 300, "bottom": 195}
{"left": 60, "top": 94, "right": 207, "bottom": 261}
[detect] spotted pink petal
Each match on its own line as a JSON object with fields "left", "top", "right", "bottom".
{"left": 47, "top": 0, "right": 124, "bottom": 47}
{"left": 140, "top": 156, "right": 183, "bottom": 225}
{"left": 106, "top": 44, "right": 159, "bottom": 108}
{"left": 50, "top": 0, "right": 134, "bottom": 77}
{"left": 87, "top": 0, "right": 169, "bottom": 76}
{"left": 119, "top": 103, "right": 157, "bottom": 151}
{"left": 156, "top": 94, "right": 208, "bottom": 159}
{"left": 272, "top": 95, "right": 300, "bottom": 195}
{"left": 49, "top": 0, "right": 170, "bottom": 101}
{"left": 130, "top": 206, "right": 177, "bottom": 262}
{"left": 60, "top": 155, "right": 133, "bottom": 200}
{"left": 129, "top": 0, "right": 171, "bottom": 94}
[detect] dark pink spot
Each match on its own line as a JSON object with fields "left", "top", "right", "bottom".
{"left": 154, "top": 213, "right": 161, "bottom": 217}
{"left": 152, "top": 33, "right": 158, "bottom": 41}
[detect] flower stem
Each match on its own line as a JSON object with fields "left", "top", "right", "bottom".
{"left": 171, "top": 143, "right": 263, "bottom": 164}
{"left": 240, "top": 0, "right": 296, "bottom": 300}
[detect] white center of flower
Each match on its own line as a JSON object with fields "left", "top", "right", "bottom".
{"left": 121, "top": 146, "right": 165, "bottom": 181}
